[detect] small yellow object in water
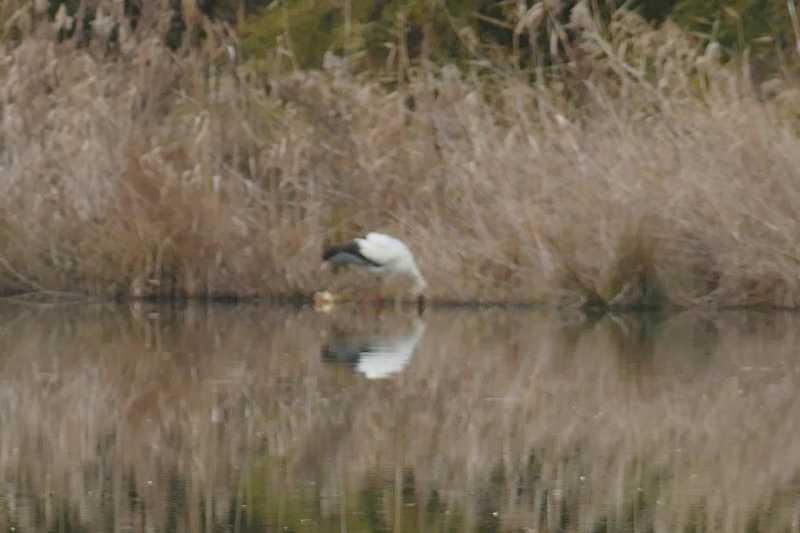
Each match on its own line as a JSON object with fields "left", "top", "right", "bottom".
{"left": 313, "top": 290, "right": 336, "bottom": 313}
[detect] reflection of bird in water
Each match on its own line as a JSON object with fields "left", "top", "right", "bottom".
{"left": 321, "top": 318, "right": 427, "bottom": 379}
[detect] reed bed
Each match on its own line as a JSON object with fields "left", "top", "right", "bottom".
{"left": 2, "top": 3, "right": 800, "bottom": 306}
{"left": 0, "top": 305, "right": 799, "bottom": 532}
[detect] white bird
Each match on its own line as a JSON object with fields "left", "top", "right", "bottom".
{"left": 321, "top": 232, "right": 428, "bottom": 298}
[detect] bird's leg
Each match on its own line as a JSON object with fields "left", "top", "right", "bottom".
{"left": 416, "top": 294, "right": 426, "bottom": 315}
{"left": 372, "top": 275, "right": 387, "bottom": 308}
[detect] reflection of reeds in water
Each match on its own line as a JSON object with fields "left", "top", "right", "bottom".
{"left": 0, "top": 304, "right": 799, "bottom": 532}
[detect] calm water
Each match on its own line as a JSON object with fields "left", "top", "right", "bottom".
{"left": 0, "top": 303, "right": 799, "bottom": 533}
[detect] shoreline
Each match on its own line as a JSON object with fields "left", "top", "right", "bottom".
{"left": 3, "top": 289, "right": 800, "bottom": 314}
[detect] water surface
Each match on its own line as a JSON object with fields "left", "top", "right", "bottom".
{"left": 0, "top": 303, "right": 799, "bottom": 532}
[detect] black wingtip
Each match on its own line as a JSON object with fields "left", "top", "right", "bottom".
{"left": 321, "top": 240, "right": 382, "bottom": 268}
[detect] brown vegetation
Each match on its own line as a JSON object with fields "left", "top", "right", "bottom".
{"left": 2, "top": 3, "right": 800, "bottom": 306}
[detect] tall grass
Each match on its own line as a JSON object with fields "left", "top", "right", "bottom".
{"left": 2, "top": 3, "right": 800, "bottom": 306}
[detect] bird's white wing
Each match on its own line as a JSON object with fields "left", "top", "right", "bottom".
{"left": 355, "top": 232, "right": 409, "bottom": 266}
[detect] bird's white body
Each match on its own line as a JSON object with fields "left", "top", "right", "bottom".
{"left": 322, "top": 232, "right": 427, "bottom": 294}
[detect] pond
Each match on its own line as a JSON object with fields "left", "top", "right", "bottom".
{"left": 0, "top": 302, "right": 798, "bottom": 532}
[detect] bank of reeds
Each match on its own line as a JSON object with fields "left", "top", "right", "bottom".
{"left": 1, "top": 305, "right": 800, "bottom": 532}
{"left": 3, "top": 3, "right": 800, "bottom": 306}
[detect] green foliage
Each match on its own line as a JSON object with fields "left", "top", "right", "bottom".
{"left": 239, "top": 0, "right": 485, "bottom": 68}
{"left": 240, "top": 0, "right": 344, "bottom": 66}
{"left": 633, "top": 0, "right": 681, "bottom": 23}
{"left": 237, "top": 0, "right": 799, "bottom": 71}
{"left": 10, "top": 0, "right": 797, "bottom": 71}
{"left": 671, "top": 0, "right": 795, "bottom": 50}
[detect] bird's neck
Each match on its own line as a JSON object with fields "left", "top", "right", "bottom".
{"left": 411, "top": 265, "right": 427, "bottom": 294}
